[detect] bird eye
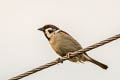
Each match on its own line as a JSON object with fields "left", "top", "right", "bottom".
{"left": 48, "top": 30, "right": 53, "bottom": 33}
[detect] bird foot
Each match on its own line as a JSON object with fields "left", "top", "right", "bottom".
{"left": 66, "top": 52, "right": 72, "bottom": 59}
{"left": 56, "top": 52, "right": 73, "bottom": 63}
{"left": 56, "top": 58, "right": 64, "bottom": 63}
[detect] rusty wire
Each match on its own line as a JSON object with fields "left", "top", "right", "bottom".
{"left": 9, "top": 34, "right": 120, "bottom": 80}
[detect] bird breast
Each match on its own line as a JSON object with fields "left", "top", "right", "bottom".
{"left": 49, "top": 32, "right": 82, "bottom": 57}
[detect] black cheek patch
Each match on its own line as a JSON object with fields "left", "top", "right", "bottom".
{"left": 48, "top": 30, "right": 54, "bottom": 33}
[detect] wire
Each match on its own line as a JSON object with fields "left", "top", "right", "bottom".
{"left": 9, "top": 34, "right": 120, "bottom": 80}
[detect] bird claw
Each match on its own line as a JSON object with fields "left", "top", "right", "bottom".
{"left": 56, "top": 58, "right": 63, "bottom": 63}
{"left": 66, "top": 52, "right": 72, "bottom": 59}
{"left": 56, "top": 52, "right": 73, "bottom": 63}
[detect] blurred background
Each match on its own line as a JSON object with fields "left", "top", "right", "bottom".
{"left": 0, "top": 0, "right": 120, "bottom": 80}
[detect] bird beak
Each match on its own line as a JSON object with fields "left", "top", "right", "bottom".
{"left": 38, "top": 27, "right": 44, "bottom": 31}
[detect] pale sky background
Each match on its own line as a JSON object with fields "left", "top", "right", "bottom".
{"left": 0, "top": 0, "right": 120, "bottom": 80}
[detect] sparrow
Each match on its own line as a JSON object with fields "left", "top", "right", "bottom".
{"left": 38, "top": 24, "right": 108, "bottom": 69}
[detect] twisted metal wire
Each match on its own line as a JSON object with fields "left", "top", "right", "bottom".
{"left": 9, "top": 34, "right": 120, "bottom": 80}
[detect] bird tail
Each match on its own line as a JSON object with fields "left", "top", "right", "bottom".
{"left": 82, "top": 54, "right": 108, "bottom": 70}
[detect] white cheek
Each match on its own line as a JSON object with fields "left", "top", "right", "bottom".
{"left": 45, "top": 28, "right": 60, "bottom": 38}
{"left": 46, "top": 31, "right": 52, "bottom": 37}
{"left": 45, "top": 29, "right": 54, "bottom": 38}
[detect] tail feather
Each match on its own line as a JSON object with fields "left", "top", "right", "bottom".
{"left": 82, "top": 54, "right": 108, "bottom": 70}
{"left": 89, "top": 58, "right": 108, "bottom": 70}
